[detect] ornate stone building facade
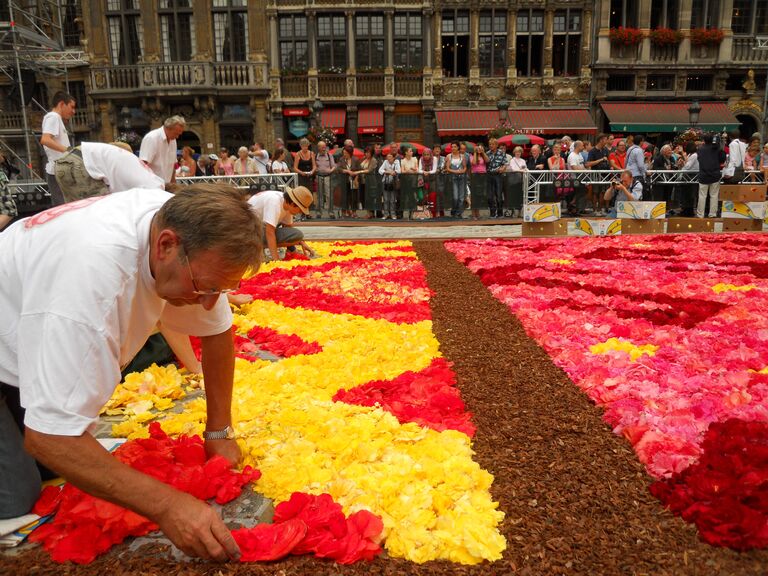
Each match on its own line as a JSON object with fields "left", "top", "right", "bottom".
{"left": 593, "top": 0, "right": 767, "bottom": 137}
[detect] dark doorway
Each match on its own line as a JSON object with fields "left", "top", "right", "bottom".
{"left": 177, "top": 130, "right": 201, "bottom": 154}
{"left": 736, "top": 114, "right": 758, "bottom": 140}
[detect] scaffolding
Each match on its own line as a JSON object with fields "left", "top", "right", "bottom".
{"left": 0, "top": 1, "right": 87, "bottom": 182}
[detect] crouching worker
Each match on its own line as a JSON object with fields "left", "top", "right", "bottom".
{"left": 246, "top": 185, "right": 315, "bottom": 261}
{"left": 0, "top": 185, "right": 262, "bottom": 561}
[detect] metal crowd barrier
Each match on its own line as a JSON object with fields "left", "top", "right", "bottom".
{"left": 9, "top": 180, "right": 51, "bottom": 215}
{"left": 523, "top": 169, "right": 766, "bottom": 204}
{"left": 176, "top": 173, "right": 299, "bottom": 191}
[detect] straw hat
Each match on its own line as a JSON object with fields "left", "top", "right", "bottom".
{"left": 285, "top": 185, "right": 313, "bottom": 214}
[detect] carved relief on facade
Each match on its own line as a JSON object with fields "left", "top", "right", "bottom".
{"left": 347, "top": 76, "right": 355, "bottom": 97}
{"left": 309, "top": 77, "right": 318, "bottom": 97}
{"left": 553, "top": 80, "right": 576, "bottom": 100}
{"left": 540, "top": 82, "right": 554, "bottom": 101}
{"left": 676, "top": 75, "right": 686, "bottom": 92}
{"left": 515, "top": 80, "right": 541, "bottom": 101}
{"left": 480, "top": 79, "right": 505, "bottom": 102}
{"left": 142, "top": 97, "right": 165, "bottom": 122}
{"left": 384, "top": 76, "right": 394, "bottom": 97}
{"left": 94, "top": 71, "right": 106, "bottom": 89}
{"left": 504, "top": 82, "right": 517, "bottom": 100}
{"left": 193, "top": 66, "right": 205, "bottom": 85}
{"left": 270, "top": 78, "right": 281, "bottom": 100}
{"left": 424, "top": 77, "right": 433, "bottom": 98}
{"left": 142, "top": 68, "right": 154, "bottom": 87}
{"left": 194, "top": 96, "right": 216, "bottom": 120}
{"left": 729, "top": 98, "right": 762, "bottom": 118}
{"left": 440, "top": 79, "right": 469, "bottom": 103}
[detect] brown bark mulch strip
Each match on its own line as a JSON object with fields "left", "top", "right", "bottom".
{"left": 3, "top": 239, "right": 768, "bottom": 575}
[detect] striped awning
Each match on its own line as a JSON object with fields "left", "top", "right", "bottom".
{"left": 358, "top": 107, "right": 384, "bottom": 134}
{"left": 282, "top": 106, "right": 310, "bottom": 117}
{"left": 435, "top": 108, "right": 597, "bottom": 136}
{"left": 320, "top": 108, "right": 347, "bottom": 134}
{"left": 600, "top": 101, "right": 740, "bottom": 132}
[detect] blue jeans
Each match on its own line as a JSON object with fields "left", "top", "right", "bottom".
{"left": 451, "top": 176, "right": 466, "bottom": 217}
{"left": 487, "top": 173, "right": 503, "bottom": 216}
{"left": 0, "top": 385, "right": 42, "bottom": 519}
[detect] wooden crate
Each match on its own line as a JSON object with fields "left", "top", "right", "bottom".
{"left": 666, "top": 218, "right": 715, "bottom": 233}
{"left": 522, "top": 221, "right": 567, "bottom": 237}
{"left": 719, "top": 184, "right": 766, "bottom": 203}
{"left": 722, "top": 218, "right": 763, "bottom": 232}
{"left": 621, "top": 219, "right": 665, "bottom": 235}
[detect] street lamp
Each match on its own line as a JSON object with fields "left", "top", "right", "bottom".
{"left": 687, "top": 100, "right": 702, "bottom": 128}
{"left": 497, "top": 98, "right": 510, "bottom": 125}
{"left": 120, "top": 106, "right": 132, "bottom": 131}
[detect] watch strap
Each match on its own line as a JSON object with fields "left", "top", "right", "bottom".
{"left": 202, "top": 425, "right": 233, "bottom": 440}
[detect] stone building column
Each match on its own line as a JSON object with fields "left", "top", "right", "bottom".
{"left": 543, "top": 9, "right": 554, "bottom": 76}
{"left": 718, "top": 0, "right": 735, "bottom": 62}
{"left": 507, "top": 9, "right": 517, "bottom": 80}
{"left": 268, "top": 12, "right": 279, "bottom": 70}
{"left": 638, "top": 0, "right": 652, "bottom": 61}
{"left": 139, "top": 0, "right": 160, "bottom": 62}
{"left": 249, "top": 0, "right": 268, "bottom": 61}
{"left": 424, "top": 8, "right": 433, "bottom": 69}
{"left": 308, "top": 11, "right": 317, "bottom": 69}
{"left": 469, "top": 9, "right": 479, "bottom": 80}
{"left": 82, "top": 1, "right": 108, "bottom": 64}
{"left": 432, "top": 11, "right": 442, "bottom": 73}
{"left": 346, "top": 11, "right": 355, "bottom": 71}
{"left": 193, "top": 0, "right": 212, "bottom": 61}
{"left": 385, "top": 10, "right": 394, "bottom": 70}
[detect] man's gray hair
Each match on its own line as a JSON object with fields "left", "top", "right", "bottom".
{"left": 164, "top": 115, "right": 186, "bottom": 129}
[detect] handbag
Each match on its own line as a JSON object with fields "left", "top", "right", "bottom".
{"left": 411, "top": 205, "right": 432, "bottom": 220}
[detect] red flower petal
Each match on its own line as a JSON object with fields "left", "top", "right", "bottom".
{"left": 32, "top": 485, "right": 63, "bottom": 517}
{"left": 232, "top": 518, "right": 307, "bottom": 561}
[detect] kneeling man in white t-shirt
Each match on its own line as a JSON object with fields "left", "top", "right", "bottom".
{"left": 246, "top": 186, "right": 315, "bottom": 261}
{"left": 0, "top": 185, "right": 262, "bottom": 561}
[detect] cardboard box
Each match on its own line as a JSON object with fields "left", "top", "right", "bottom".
{"left": 722, "top": 218, "right": 763, "bottom": 232}
{"left": 616, "top": 201, "right": 666, "bottom": 220}
{"left": 666, "top": 218, "right": 715, "bottom": 233}
{"left": 572, "top": 218, "right": 622, "bottom": 236}
{"left": 523, "top": 203, "right": 561, "bottom": 223}
{"left": 522, "top": 221, "right": 568, "bottom": 236}
{"left": 719, "top": 184, "right": 766, "bottom": 203}
{"left": 721, "top": 201, "right": 767, "bottom": 220}
{"left": 621, "top": 219, "right": 665, "bottom": 235}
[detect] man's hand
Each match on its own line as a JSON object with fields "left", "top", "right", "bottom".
{"left": 204, "top": 438, "right": 241, "bottom": 466}
{"left": 299, "top": 241, "right": 315, "bottom": 257}
{"left": 155, "top": 491, "right": 241, "bottom": 561}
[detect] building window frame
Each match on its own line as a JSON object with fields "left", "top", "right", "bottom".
{"left": 394, "top": 13, "right": 423, "bottom": 71}
{"left": 478, "top": 9, "right": 507, "bottom": 77}
{"left": 609, "top": 0, "right": 638, "bottom": 28}
{"left": 212, "top": 0, "right": 249, "bottom": 62}
{"left": 731, "top": 0, "right": 767, "bottom": 36}
{"left": 106, "top": 0, "right": 144, "bottom": 65}
{"left": 278, "top": 14, "right": 309, "bottom": 72}
{"left": 647, "top": 74, "right": 675, "bottom": 91}
{"left": 552, "top": 8, "right": 581, "bottom": 77}
{"left": 316, "top": 13, "right": 347, "bottom": 71}
{"left": 441, "top": 9, "right": 470, "bottom": 78}
{"left": 515, "top": 8, "right": 544, "bottom": 78}
{"left": 355, "top": 13, "right": 385, "bottom": 70}
{"left": 691, "top": 0, "right": 721, "bottom": 29}
{"left": 650, "top": 0, "right": 679, "bottom": 30}
{"left": 158, "top": 0, "right": 196, "bottom": 62}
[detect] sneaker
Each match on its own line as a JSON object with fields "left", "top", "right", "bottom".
{"left": 381, "top": 215, "right": 388, "bottom": 220}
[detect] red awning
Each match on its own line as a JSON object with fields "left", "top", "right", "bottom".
{"left": 600, "top": 101, "right": 740, "bottom": 132}
{"left": 435, "top": 108, "right": 597, "bottom": 136}
{"left": 358, "top": 107, "right": 384, "bottom": 134}
{"left": 320, "top": 108, "right": 346, "bottom": 134}
{"left": 283, "top": 107, "right": 310, "bottom": 117}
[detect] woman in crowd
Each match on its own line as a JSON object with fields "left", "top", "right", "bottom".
{"left": 399, "top": 146, "right": 419, "bottom": 217}
{"left": 469, "top": 145, "right": 488, "bottom": 219}
{"left": 357, "top": 146, "right": 379, "bottom": 219}
{"left": 445, "top": 141, "right": 467, "bottom": 219}
{"left": 429, "top": 144, "right": 446, "bottom": 218}
{"left": 549, "top": 141, "right": 576, "bottom": 214}
{"left": 419, "top": 147, "right": 438, "bottom": 214}
{"left": 293, "top": 137, "right": 316, "bottom": 196}
{"left": 378, "top": 151, "right": 400, "bottom": 220}
{"left": 233, "top": 146, "right": 257, "bottom": 175}
{"left": 744, "top": 141, "right": 761, "bottom": 181}
{"left": 215, "top": 147, "right": 234, "bottom": 176}
{"left": 609, "top": 139, "right": 627, "bottom": 170}
{"left": 507, "top": 146, "right": 527, "bottom": 217}
{"left": 338, "top": 146, "right": 360, "bottom": 218}
{"left": 178, "top": 146, "right": 196, "bottom": 178}
{"left": 270, "top": 148, "right": 291, "bottom": 174}
{"left": 761, "top": 142, "right": 768, "bottom": 183}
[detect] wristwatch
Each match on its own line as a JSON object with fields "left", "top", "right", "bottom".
{"left": 202, "top": 425, "right": 235, "bottom": 440}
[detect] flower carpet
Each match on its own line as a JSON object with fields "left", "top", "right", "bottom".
{"left": 445, "top": 234, "right": 768, "bottom": 553}
{"left": 5, "top": 237, "right": 768, "bottom": 576}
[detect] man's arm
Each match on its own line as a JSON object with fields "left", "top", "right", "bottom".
{"left": 199, "top": 328, "right": 239, "bottom": 464}
{"left": 39, "top": 133, "right": 68, "bottom": 153}
{"left": 265, "top": 223, "right": 280, "bottom": 260}
{"left": 24, "top": 429, "right": 240, "bottom": 561}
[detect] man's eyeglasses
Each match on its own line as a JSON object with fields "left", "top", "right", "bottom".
{"left": 181, "top": 245, "right": 237, "bottom": 296}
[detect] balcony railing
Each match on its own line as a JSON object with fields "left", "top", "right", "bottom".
{"left": 0, "top": 111, "right": 26, "bottom": 131}
{"left": 280, "top": 75, "right": 309, "bottom": 98}
{"left": 732, "top": 37, "right": 768, "bottom": 63}
{"left": 317, "top": 73, "right": 346, "bottom": 98}
{"left": 356, "top": 73, "right": 385, "bottom": 97}
{"left": 610, "top": 43, "right": 639, "bottom": 59}
{"left": 71, "top": 108, "right": 95, "bottom": 131}
{"left": 394, "top": 72, "right": 422, "bottom": 97}
{"left": 650, "top": 43, "right": 678, "bottom": 63}
{"left": 90, "top": 62, "right": 267, "bottom": 93}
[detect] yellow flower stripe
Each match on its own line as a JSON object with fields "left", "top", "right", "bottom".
{"left": 109, "top": 241, "right": 507, "bottom": 564}
{"left": 711, "top": 283, "right": 757, "bottom": 294}
{"left": 101, "top": 364, "right": 188, "bottom": 417}
{"left": 590, "top": 337, "right": 659, "bottom": 362}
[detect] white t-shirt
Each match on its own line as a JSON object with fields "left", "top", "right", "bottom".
{"left": 252, "top": 150, "right": 270, "bottom": 175}
{"left": 0, "top": 190, "right": 232, "bottom": 435}
{"left": 139, "top": 126, "right": 177, "bottom": 183}
{"left": 42, "top": 111, "right": 70, "bottom": 175}
{"left": 247, "top": 190, "right": 291, "bottom": 228}
{"left": 81, "top": 142, "right": 166, "bottom": 193}
{"left": 567, "top": 151, "right": 585, "bottom": 170}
